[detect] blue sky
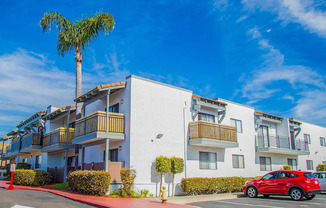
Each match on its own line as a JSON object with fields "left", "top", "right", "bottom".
{"left": 1, "top": 0, "right": 326, "bottom": 137}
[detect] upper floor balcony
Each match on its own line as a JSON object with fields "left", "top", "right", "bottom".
{"left": 20, "top": 132, "right": 42, "bottom": 153}
{"left": 73, "top": 111, "right": 125, "bottom": 144}
{"left": 42, "top": 127, "right": 75, "bottom": 152}
{"left": 5, "top": 139, "right": 20, "bottom": 157}
{"left": 189, "top": 120, "right": 238, "bottom": 148}
{"left": 256, "top": 134, "right": 309, "bottom": 155}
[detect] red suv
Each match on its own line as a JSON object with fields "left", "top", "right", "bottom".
{"left": 243, "top": 170, "right": 321, "bottom": 200}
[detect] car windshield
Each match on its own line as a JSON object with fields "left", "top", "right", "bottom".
{"left": 303, "top": 173, "right": 317, "bottom": 178}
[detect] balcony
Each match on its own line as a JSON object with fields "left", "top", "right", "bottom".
{"left": 189, "top": 121, "right": 238, "bottom": 148}
{"left": 256, "top": 135, "right": 309, "bottom": 155}
{"left": 5, "top": 145, "right": 11, "bottom": 157}
{"left": 42, "top": 128, "right": 75, "bottom": 152}
{"left": 73, "top": 111, "right": 125, "bottom": 144}
{"left": 20, "top": 133, "right": 41, "bottom": 153}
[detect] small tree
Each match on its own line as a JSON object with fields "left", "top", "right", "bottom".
{"left": 317, "top": 164, "right": 326, "bottom": 171}
{"left": 283, "top": 165, "right": 291, "bottom": 170}
{"left": 120, "top": 168, "right": 136, "bottom": 196}
{"left": 170, "top": 157, "right": 184, "bottom": 196}
{"left": 155, "top": 156, "right": 171, "bottom": 195}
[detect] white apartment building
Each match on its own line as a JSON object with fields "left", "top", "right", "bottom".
{"left": 3, "top": 75, "right": 326, "bottom": 196}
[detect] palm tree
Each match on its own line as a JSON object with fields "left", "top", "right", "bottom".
{"left": 40, "top": 11, "right": 115, "bottom": 119}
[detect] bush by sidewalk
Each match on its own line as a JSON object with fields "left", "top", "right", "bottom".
{"left": 180, "top": 176, "right": 260, "bottom": 195}
{"left": 13, "top": 169, "right": 53, "bottom": 186}
{"left": 67, "top": 170, "right": 111, "bottom": 196}
{"left": 4, "top": 163, "right": 31, "bottom": 179}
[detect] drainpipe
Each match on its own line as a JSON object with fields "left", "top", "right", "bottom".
{"left": 183, "top": 101, "right": 188, "bottom": 178}
{"left": 63, "top": 108, "right": 71, "bottom": 182}
{"left": 105, "top": 89, "right": 110, "bottom": 172}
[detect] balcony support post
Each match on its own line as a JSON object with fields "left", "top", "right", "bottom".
{"left": 63, "top": 149, "right": 68, "bottom": 182}
{"left": 105, "top": 138, "right": 110, "bottom": 172}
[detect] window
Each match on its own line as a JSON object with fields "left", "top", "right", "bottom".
{"left": 198, "top": 113, "right": 215, "bottom": 122}
{"left": 103, "top": 149, "right": 119, "bottom": 162}
{"left": 323, "top": 161, "right": 326, "bottom": 165}
{"left": 68, "top": 156, "right": 76, "bottom": 168}
{"left": 232, "top": 155, "right": 245, "bottom": 168}
{"left": 35, "top": 155, "right": 42, "bottom": 169}
{"left": 304, "top": 134, "right": 311, "bottom": 144}
{"left": 287, "top": 159, "right": 297, "bottom": 170}
{"left": 278, "top": 172, "right": 299, "bottom": 179}
{"left": 260, "top": 157, "right": 272, "bottom": 171}
{"left": 320, "top": 137, "right": 326, "bottom": 146}
{"left": 315, "top": 173, "right": 326, "bottom": 179}
{"left": 230, "top": 118, "right": 242, "bottom": 133}
{"left": 105, "top": 103, "right": 119, "bottom": 113}
{"left": 262, "top": 172, "right": 277, "bottom": 180}
{"left": 306, "top": 160, "right": 313, "bottom": 170}
{"left": 199, "top": 152, "right": 217, "bottom": 170}
{"left": 22, "top": 158, "right": 27, "bottom": 164}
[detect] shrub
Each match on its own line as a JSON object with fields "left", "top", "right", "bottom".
{"left": 120, "top": 168, "right": 136, "bottom": 196}
{"left": 52, "top": 182, "right": 68, "bottom": 190}
{"left": 283, "top": 165, "right": 291, "bottom": 170}
{"left": 112, "top": 188, "right": 151, "bottom": 198}
{"left": 67, "top": 170, "right": 111, "bottom": 196}
{"left": 4, "top": 163, "right": 31, "bottom": 179}
{"left": 13, "top": 170, "right": 53, "bottom": 186}
{"left": 317, "top": 164, "right": 326, "bottom": 171}
{"left": 180, "top": 176, "right": 260, "bottom": 195}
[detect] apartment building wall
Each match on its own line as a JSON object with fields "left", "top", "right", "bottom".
{"left": 187, "top": 99, "right": 258, "bottom": 179}
{"left": 128, "top": 76, "right": 192, "bottom": 196}
{"left": 82, "top": 81, "right": 132, "bottom": 168}
{"left": 297, "top": 122, "right": 326, "bottom": 171}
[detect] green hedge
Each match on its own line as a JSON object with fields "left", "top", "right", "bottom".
{"left": 4, "top": 163, "right": 31, "bottom": 179}
{"left": 283, "top": 165, "right": 291, "bottom": 170}
{"left": 13, "top": 170, "right": 53, "bottom": 186}
{"left": 318, "top": 164, "right": 326, "bottom": 171}
{"left": 67, "top": 170, "right": 111, "bottom": 196}
{"left": 180, "top": 176, "right": 260, "bottom": 195}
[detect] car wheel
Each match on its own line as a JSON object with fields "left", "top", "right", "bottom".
{"left": 263, "top": 194, "right": 270, "bottom": 198}
{"left": 246, "top": 186, "right": 258, "bottom": 198}
{"left": 305, "top": 194, "right": 316, "bottom": 200}
{"left": 290, "top": 188, "right": 303, "bottom": 201}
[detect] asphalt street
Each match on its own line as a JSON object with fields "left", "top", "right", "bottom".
{"left": 189, "top": 194, "right": 326, "bottom": 208}
{"left": 0, "top": 188, "right": 95, "bottom": 208}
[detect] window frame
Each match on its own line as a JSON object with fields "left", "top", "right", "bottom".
{"left": 199, "top": 151, "right": 217, "bottom": 170}
{"left": 230, "top": 118, "right": 243, "bottom": 133}
{"left": 304, "top": 134, "right": 311, "bottom": 144}
{"left": 35, "top": 155, "right": 42, "bottom": 169}
{"left": 306, "top": 160, "right": 314, "bottom": 170}
{"left": 232, "top": 154, "right": 245, "bottom": 169}
{"left": 287, "top": 158, "right": 297, "bottom": 170}
{"left": 260, "top": 156, "right": 272, "bottom": 171}
{"left": 320, "top": 137, "right": 326, "bottom": 147}
{"left": 198, "top": 113, "right": 215, "bottom": 123}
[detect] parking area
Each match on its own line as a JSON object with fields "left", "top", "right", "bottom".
{"left": 189, "top": 194, "right": 326, "bottom": 208}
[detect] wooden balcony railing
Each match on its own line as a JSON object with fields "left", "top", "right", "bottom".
{"left": 43, "top": 127, "right": 74, "bottom": 148}
{"left": 11, "top": 139, "right": 20, "bottom": 152}
{"left": 74, "top": 111, "right": 124, "bottom": 138}
{"left": 189, "top": 121, "right": 237, "bottom": 143}
{"left": 21, "top": 132, "right": 41, "bottom": 149}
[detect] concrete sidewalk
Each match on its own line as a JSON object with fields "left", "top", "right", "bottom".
{"left": 152, "top": 192, "right": 242, "bottom": 205}
{"left": 0, "top": 180, "right": 193, "bottom": 208}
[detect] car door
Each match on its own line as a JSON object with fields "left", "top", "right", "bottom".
{"left": 275, "top": 172, "right": 297, "bottom": 194}
{"left": 256, "top": 172, "right": 279, "bottom": 193}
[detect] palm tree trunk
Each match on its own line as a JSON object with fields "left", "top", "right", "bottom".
{"left": 160, "top": 173, "right": 163, "bottom": 197}
{"left": 75, "top": 45, "right": 83, "bottom": 120}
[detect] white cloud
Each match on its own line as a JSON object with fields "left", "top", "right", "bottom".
{"left": 241, "top": 27, "right": 326, "bottom": 124}
{"left": 0, "top": 49, "right": 131, "bottom": 135}
{"left": 242, "top": 0, "right": 326, "bottom": 38}
{"left": 212, "top": 0, "right": 229, "bottom": 12}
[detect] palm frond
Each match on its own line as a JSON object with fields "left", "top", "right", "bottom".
{"left": 57, "top": 32, "right": 76, "bottom": 56}
{"left": 76, "top": 11, "right": 115, "bottom": 50}
{"left": 40, "top": 12, "right": 74, "bottom": 33}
